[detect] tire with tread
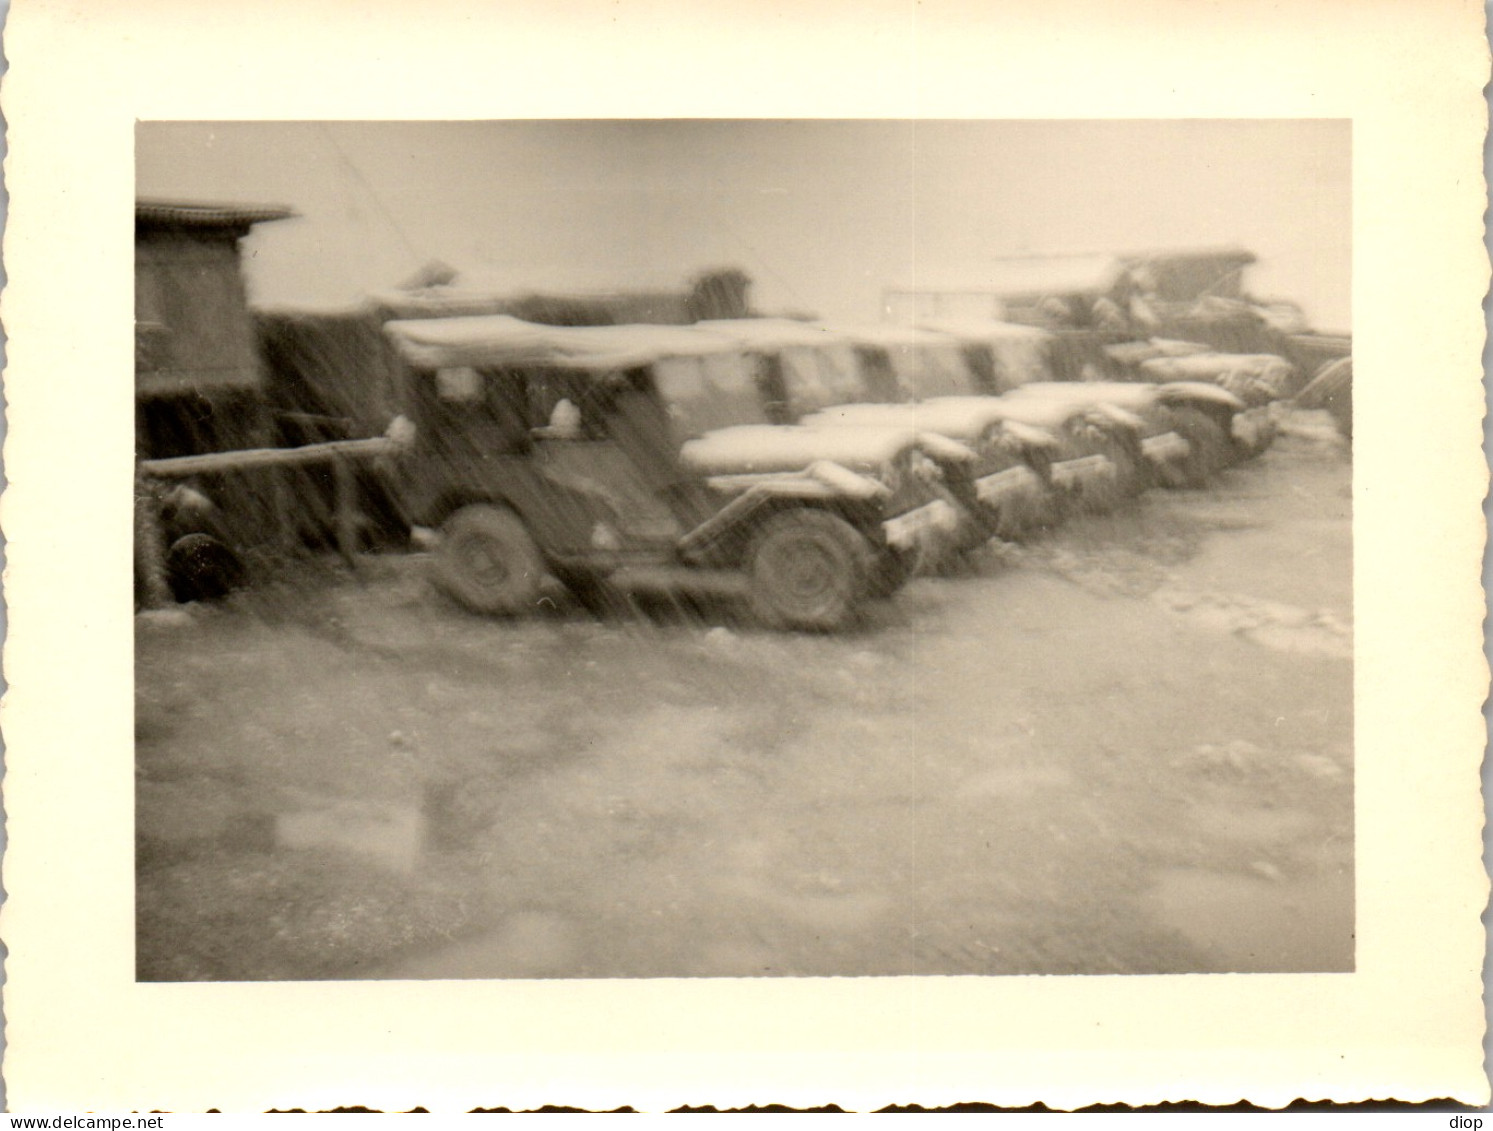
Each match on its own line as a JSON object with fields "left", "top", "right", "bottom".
{"left": 434, "top": 504, "right": 545, "bottom": 615}
{"left": 746, "top": 509, "right": 875, "bottom": 631}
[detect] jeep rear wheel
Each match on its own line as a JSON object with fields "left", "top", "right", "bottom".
{"left": 747, "top": 510, "right": 874, "bottom": 631}
{"left": 435, "top": 504, "right": 545, "bottom": 615}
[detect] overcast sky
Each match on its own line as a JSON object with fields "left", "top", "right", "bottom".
{"left": 137, "top": 120, "right": 1351, "bottom": 331}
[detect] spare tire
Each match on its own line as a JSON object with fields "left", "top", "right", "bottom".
{"left": 166, "top": 534, "right": 247, "bottom": 603}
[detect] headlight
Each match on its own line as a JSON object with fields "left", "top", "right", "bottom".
{"left": 1073, "top": 416, "right": 1110, "bottom": 444}
{"left": 985, "top": 422, "right": 1020, "bottom": 454}
{"left": 908, "top": 450, "right": 943, "bottom": 484}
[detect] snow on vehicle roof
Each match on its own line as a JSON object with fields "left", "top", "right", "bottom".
{"left": 811, "top": 323, "right": 963, "bottom": 348}
{"left": 917, "top": 318, "right": 1054, "bottom": 344}
{"left": 384, "top": 315, "right": 738, "bottom": 371}
{"left": 694, "top": 318, "right": 851, "bottom": 348}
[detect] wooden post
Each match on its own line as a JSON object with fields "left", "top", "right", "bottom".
{"left": 133, "top": 469, "right": 172, "bottom": 609}
{"left": 270, "top": 466, "right": 296, "bottom": 552}
{"left": 332, "top": 456, "right": 360, "bottom": 573}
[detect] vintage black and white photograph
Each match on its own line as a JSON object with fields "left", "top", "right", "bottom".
{"left": 131, "top": 119, "right": 1353, "bottom": 983}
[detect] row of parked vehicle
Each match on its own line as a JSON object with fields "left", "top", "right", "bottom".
{"left": 381, "top": 314, "right": 1296, "bottom": 631}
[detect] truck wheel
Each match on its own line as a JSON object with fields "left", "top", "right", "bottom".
{"left": 1168, "top": 406, "right": 1230, "bottom": 485}
{"left": 747, "top": 510, "right": 874, "bottom": 631}
{"left": 435, "top": 504, "right": 545, "bottom": 615}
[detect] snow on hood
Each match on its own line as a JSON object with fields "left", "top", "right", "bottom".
{"left": 1010, "top": 382, "right": 1162, "bottom": 412}
{"left": 680, "top": 423, "right": 917, "bottom": 475}
{"left": 984, "top": 395, "right": 1096, "bottom": 431}
{"left": 803, "top": 402, "right": 1006, "bottom": 453}
{"left": 807, "top": 395, "right": 1072, "bottom": 449}
{"left": 1152, "top": 381, "right": 1246, "bottom": 410}
{"left": 1139, "top": 354, "right": 1292, "bottom": 403}
{"left": 1139, "top": 353, "right": 1291, "bottom": 382}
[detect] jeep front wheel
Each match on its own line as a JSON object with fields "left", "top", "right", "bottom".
{"left": 746, "top": 510, "right": 874, "bottom": 632}
{"left": 435, "top": 504, "right": 545, "bottom": 615}
{"left": 1168, "top": 406, "right": 1230, "bottom": 485}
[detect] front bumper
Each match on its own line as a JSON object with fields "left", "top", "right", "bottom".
{"left": 1232, "top": 405, "right": 1274, "bottom": 447}
{"left": 975, "top": 463, "right": 1043, "bottom": 506}
{"left": 1141, "top": 430, "right": 1192, "bottom": 464}
{"left": 882, "top": 498, "right": 962, "bottom": 551}
{"left": 1050, "top": 453, "right": 1117, "bottom": 490}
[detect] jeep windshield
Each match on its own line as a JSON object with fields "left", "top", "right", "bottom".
{"left": 649, "top": 350, "right": 775, "bottom": 438}
{"left": 695, "top": 319, "right": 861, "bottom": 419}
{"left": 386, "top": 315, "right": 772, "bottom": 442}
{"left": 817, "top": 324, "right": 972, "bottom": 401}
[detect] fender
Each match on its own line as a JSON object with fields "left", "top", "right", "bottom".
{"left": 914, "top": 430, "right": 980, "bottom": 464}
{"left": 679, "top": 463, "right": 887, "bottom": 564}
{"left": 1000, "top": 419, "right": 1062, "bottom": 453}
{"left": 1154, "top": 381, "right": 1247, "bottom": 411}
{"left": 1091, "top": 402, "right": 1147, "bottom": 432}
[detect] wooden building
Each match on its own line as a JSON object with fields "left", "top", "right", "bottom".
{"left": 135, "top": 199, "right": 294, "bottom": 458}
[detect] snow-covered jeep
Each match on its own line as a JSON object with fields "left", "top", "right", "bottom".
{"left": 1001, "top": 379, "right": 1249, "bottom": 488}
{"left": 1132, "top": 348, "right": 1294, "bottom": 462}
{"left": 798, "top": 323, "right": 1141, "bottom": 532}
{"left": 384, "top": 315, "right": 964, "bottom": 630}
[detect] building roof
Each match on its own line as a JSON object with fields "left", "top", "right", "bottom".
{"left": 135, "top": 200, "right": 296, "bottom": 232}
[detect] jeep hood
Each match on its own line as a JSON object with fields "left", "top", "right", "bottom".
{"left": 1152, "top": 381, "right": 1247, "bottom": 410}
{"left": 988, "top": 394, "right": 1101, "bottom": 431}
{"left": 803, "top": 401, "right": 1003, "bottom": 443}
{"left": 680, "top": 424, "right": 920, "bottom": 475}
{"left": 1010, "top": 382, "right": 1162, "bottom": 412}
{"left": 1139, "top": 353, "right": 1292, "bottom": 383}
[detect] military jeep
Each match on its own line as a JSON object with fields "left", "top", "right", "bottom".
{"left": 384, "top": 315, "right": 962, "bottom": 630}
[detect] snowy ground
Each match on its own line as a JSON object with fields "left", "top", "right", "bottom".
{"left": 136, "top": 412, "right": 1352, "bottom": 981}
